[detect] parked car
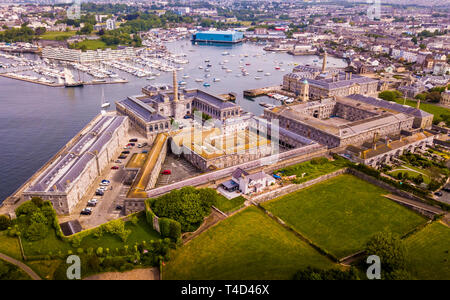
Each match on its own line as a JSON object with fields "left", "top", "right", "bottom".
{"left": 161, "top": 170, "right": 171, "bottom": 175}
{"left": 129, "top": 138, "right": 138, "bottom": 142}
{"left": 87, "top": 199, "right": 98, "bottom": 207}
{"left": 115, "top": 205, "right": 123, "bottom": 211}
{"left": 443, "top": 187, "right": 450, "bottom": 193}
{"left": 118, "top": 155, "right": 127, "bottom": 159}
{"left": 115, "top": 160, "right": 122, "bottom": 164}
{"left": 122, "top": 151, "right": 130, "bottom": 154}
{"left": 111, "top": 166, "right": 119, "bottom": 170}
{"left": 101, "top": 179, "right": 110, "bottom": 184}
{"left": 81, "top": 208, "right": 92, "bottom": 215}
{"left": 95, "top": 190, "right": 104, "bottom": 196}
{"left": 434, "top": 192, "right": 443, "bottom": 197}
{"left": 128, "top": 143, "right": 135, "bottom": 147}
{"left": 142, "top": 150, "right": 148, "bottom": 154}
{"left": 98, "top": 186, "right": 107, "bottom": 191}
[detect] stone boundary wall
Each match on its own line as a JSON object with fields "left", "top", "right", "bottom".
{"left": 146, "top": 143, "right": 327, "bottom": 198}
{"left": 252, "top": 169, "right": 348, "bottom": 204}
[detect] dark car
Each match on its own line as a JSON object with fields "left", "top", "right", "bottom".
{"left": 122, "top": 151, "right": 130, "bottom": 154}
{"left": 129, "top": 138, "right": 138, "bottom": 142}
{"left": 95, "top": 191, "right": 104, "bottom": 196}
{"left": 128, "top": 143, "right": 135, "bottom": 147}
{"left": 81, "top": 208, "right": 92, "bottom": 215}
{"left": 115, "top": 205, "right": 123, "bottom": 211}
{"left": 443, "top": 187, "right": 450, "bottom": 193}
{"left": 434, "top": 192, "right": 443, "bottom": 197}
{"left": 118, "top": 155, "right": 127, "bottom": 159}
{"left": 111, "top": 166, "right": 119, "bottom": 170}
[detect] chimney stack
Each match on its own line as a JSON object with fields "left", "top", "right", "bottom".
{"left": 322, "top": 51, "right": 327, "bottom": 73}
{"left": 173, "top": 70, "right": 178, "bottom": 102}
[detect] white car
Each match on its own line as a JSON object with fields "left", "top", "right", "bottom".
{"left": 98, "top": 186, "right": 107, "bottom": 191}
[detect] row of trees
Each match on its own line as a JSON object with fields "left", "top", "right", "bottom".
{"left": 0, "top": 25, "right": 46, "bottom": 43}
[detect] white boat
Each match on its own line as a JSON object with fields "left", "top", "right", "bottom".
{"left": 199, "top": 66, "right": 203, "bottom": 69}
{"left": 147, "top": 76, "right": 156, "bottom": 80}
{"left": 257, "top": 69, "right": 264, "bottom": 72}
{"left": 182, "top": 75, "right": 190, "bottom": 79}
{"left": 255, "top": 76, "right": 262, "bottom": 80}
{"left": 265, "top": 73, "right": 271, "bottom": 76}
{"left": 213, "top": 78, "right": 221, "bottom": 82}
{"left": 100, "top": 88, "right": 110, "bottom": 108}
{"left": 195, "top": 78, "right": 204, "bottom": 82}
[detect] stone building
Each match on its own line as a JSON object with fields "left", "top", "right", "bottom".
{"left": 116, "top": 71, "right": 241, "bottom": 141}
{"left": 23, "top": 115, "right": 129, "bottom": 214}
{"left": 263, "top": 95, "right": 433, "bottom": 149}
{"left": 344, "top": 131, "right": 435, "bottom": 168}
{"left": 441, "top": 89, "right": 450, "bottom": 106}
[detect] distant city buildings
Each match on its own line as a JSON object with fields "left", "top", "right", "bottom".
{"left": 42, "top": 47, "right": 137, "bottom": 63}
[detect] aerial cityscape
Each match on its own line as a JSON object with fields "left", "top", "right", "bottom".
{"left": 0, "top": 0, "right": 449, "bottom": 285}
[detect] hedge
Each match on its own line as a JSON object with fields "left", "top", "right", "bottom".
{"left": 145, "top": 199, "right": 181, "bottom": 241}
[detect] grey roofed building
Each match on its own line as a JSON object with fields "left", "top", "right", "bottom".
{"left": 231, "top": 168, "right": 249, "bottom": 180}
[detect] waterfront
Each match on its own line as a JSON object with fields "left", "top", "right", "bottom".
{"left": 0, "top": 39, "right": 347, "bottom": 204}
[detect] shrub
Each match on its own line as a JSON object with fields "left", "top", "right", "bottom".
{"left": 365, "top": 232, "right": 406, "bottom": 275}
{"left": 0, "top": 215, "right": 11, "bottom": 231}
{"left": 293, "top": 266, "right": 360, "bottom": 280}
{"left": 25, "top": 222, "right": 48, "bottom": 241}
{"left": 15, "top": 201, "right": 39, "bottom": 217}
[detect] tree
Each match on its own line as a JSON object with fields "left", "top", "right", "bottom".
{"left": 0, "top": 215, "right": 11, "bottom": 231}
{"left": 378, "top": 90, "right": 402, "bottom": 102}
{"left": 80, "top": 23, "right": 93, "bottom": 35}
{"left": 365, "top": 232, "right": 406, "bottom": 275}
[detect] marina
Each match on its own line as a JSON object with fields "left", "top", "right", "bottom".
{"left": 0, "top": 39, "right": 347, "bottom": 204}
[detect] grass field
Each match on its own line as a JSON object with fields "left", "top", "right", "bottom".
{"left": 0, "top": 232, "right": 22, "bottom": 260}
{"left": 262, "top": 174, "right": 426, "bottom": 258}
{"left": 214, "top": 196, "right": 245, "bottom": 213}
{"left": 276, "top": 156, "right": 349, "bottom": 184}
{"left": 163, "top": 207, "right": 336, "bottom": 280}
{"left": 39, "top": 31, "right": 77, "bottom": 41}
{"left": 22, "top": 213, "right": 160, "bottom": 257}
{"left": 72, "top": 40, "right": 114, "bottom": 51}
{"left": 389, "top": 164, "right": 431, "bottom": 184}
{"left": 394, "top": 99, "right": 450, "bottom": 125}
{"left": 126, "top": 153, "right": 148, "bottom": 169}
{"left": 405, "top": 222, "right": 450, "bottom": 280}
{"left": 27, "top": 260, "right": 61, "bottom": 280}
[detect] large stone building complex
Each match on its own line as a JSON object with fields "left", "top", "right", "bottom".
{"left": 282, "top": 53, "right": 378, "bottom": 100}
{"left": 116, "top": 71, "right": 241, "bottom": 141}
{"left": 23, "top": 115, "right": 129, "bottom": 214}
{"left": 263, "top": 95, "right": 433, "bottom": 149}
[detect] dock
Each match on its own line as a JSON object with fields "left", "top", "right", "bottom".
{"left": 243, "top": 85, "right": 295, "bottom": 98}
{"left": 0, "top": 73, "right": 128, "bottom": 87}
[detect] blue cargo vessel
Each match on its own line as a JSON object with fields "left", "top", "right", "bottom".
{"left": 192, "top": 31, "right": 244, "bottom": 44}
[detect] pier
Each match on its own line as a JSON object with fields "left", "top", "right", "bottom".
{"left": 0, "top": 73, "right": 128, "bottom": 87}
{"left": 243, "top": 85, "right": 295, "bottom": 98}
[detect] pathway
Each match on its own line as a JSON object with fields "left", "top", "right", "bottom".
{"left": 0, "top": 253, "right": 41, "bottom": 280}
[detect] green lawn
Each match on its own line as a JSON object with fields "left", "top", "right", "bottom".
{"left": 72, "top": 40, "right": 115, "bottom": 51}
{"left": 389, "top": 164, "right": 431, "bottom": 184}
{"left": 164, "top": 207, "right": 336, "bottom": 280}
{"left": 79, "top": 214, "right": 160, "bottom": 250}
{"left": 0, "top": 232, "right": 22, "bottom": 260}
{"left": 27, "top": 260, "right": 61, "bottom": 280}
{"left": 214, "top": 196, "right": 245, "bottom": 213}
{"left": 394, "top": 99, "right": 450, "bottom": 125}
{"left": 276, "top": 156, "right": 349, "bottom": 184}
{"left": 39, "top": 31, "right": 77, "bottom": 41}
{"left": 405, "top": 222, "right": 450, "bottom": 280}
{"left": 22, "top": 213, "right": 160, "bottom": 257}
{"left": 262, "top": 174, "right": 427, "bottom": 259}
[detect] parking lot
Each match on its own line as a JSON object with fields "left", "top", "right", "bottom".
{"left": 59, "top": 134, "right": 151, "bottom": 229}
{"left": 155, "top": 153, "right": 202, "bottom": 187}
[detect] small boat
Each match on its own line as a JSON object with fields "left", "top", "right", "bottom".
{"left": 178, "top": 81, "right": 187, "bottom": 85}
{"left": 255, "top": 76, "right": 262, "bottom": 80}
{"left": 100, "top": 88, "right": 110, "bottom": 108}
{"left": 265, "top": 73, "right": 271, "bottom": 76}
{"left": 146, "top": 76, "right": 156, "bottom": 80}
{"left": 199, "top": 66, "right": 203, "bottom": 69}
{"left": 213, "top": 78, "right": 221, "bottom": 82}
{"left": 195, "top": 78, "right": 204, "bottom": 82}
{"left": 205, "top": 59, "right": 210, "bottom": 62}
{"left": 206, "top": 64, "right": 212, "bottom": 67}
{"left": 257, "top": 69, "right": 263, "bottom": 72}
{"left": 275, "top": 66, "right": 281, "bottom": 70}
{"left": 182, "top": 75, "right": 190, "bottom": 79}
{"left": 226, "top": 69, "right": 232, "bottom": 73}
{"left": 203, "top": 83, "right": 210, "bottom": 87}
